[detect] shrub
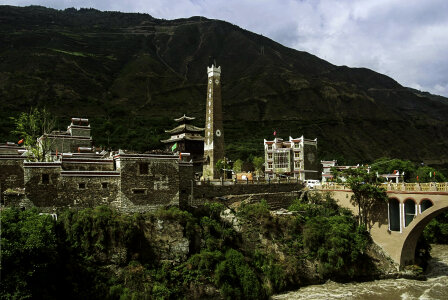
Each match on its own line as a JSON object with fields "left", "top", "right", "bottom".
{"left": 0, "top": 208, "right": 58, "bottom": 298}
{"left": 238, "top": 199, "right": 270, "bottom": 221}
{"left": 303, "top": 215, "right": 368, "bottom": 277}
{"left": 214, "top": 249, "right": 264, "bottom": 300}
{"left": 253, "top": 250, "right": 286, "bottom": 294}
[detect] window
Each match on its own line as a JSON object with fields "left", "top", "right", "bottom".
{"left": 268, "top": 162, "right": 273, "bottom": 169}
{"left": 139, "top": 163, "right": 149, "bottom": 175}
{"left": 267, "top": 144, "right": 272, "bottom": 150}
{"left": 294, "top": 152, "right": 300, "bottom": 158}
{"left": 274, "top": 151, "right": 289, "bottom": 169}
{"left": 132, "top": 189, "right": 147, "bottom": 195}
{"left": 78, "top": 183, "right": 86, "bottom": 189}
{"left": 294, "top": 161, "right": 300, "bottom": 169}
{"left": 42, "top": 174, "right": 50, "bottom": 184}
{"left": 267, "top": 153, "right": 273, "bottom": 160}
{"left": 294, "top": 143, "right": 300, "bottom": 149}
{"left": 102, "top": 182, "right": 108, "bottom": 189}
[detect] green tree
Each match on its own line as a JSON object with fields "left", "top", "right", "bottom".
{"left": 415, "top": 166, "right": 446, "bottom": 183}
{"left": 252, "top": 156, "right": 264, "bottom": 177}
{"left": 11, "top": 107, "right": 56, "bottom": 161}
{"left": 332, "top": 166, "right": 388, "bottom": 227}
{"left": 216, "top": 158, "right": 231, "bottom": 179}
{"left": 233, "top": 159, "right": 243, "bottom": 173}
{"left": 370, "top": 158, "right": 416, "bottom": 182}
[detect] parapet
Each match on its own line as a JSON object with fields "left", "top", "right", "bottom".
{"left": 207, "top": 64, "right": 221, "bottom": 77}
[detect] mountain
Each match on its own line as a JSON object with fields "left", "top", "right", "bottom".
{"left": 1, "top": 5, "right": 447, "bottom": 170}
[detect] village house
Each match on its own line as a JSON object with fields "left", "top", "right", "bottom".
{"left": 264, "top": 136, "right": 319, "bottom": 180}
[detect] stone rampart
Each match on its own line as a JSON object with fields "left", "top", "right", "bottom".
{"left": 189, "top": 182, "right": 303, "bottom": 209}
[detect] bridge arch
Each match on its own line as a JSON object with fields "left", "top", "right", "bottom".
{"left": 399, "top": 205, "right": 448, "bottom": 266}
{"left": 404, "top": 198, "right": 417, "bottom": 227}
{"left": 318, "top": 188, "right": 448, "bottom": 268}
{"left": 419, "top": 198, "right": 433, "bottom": 213}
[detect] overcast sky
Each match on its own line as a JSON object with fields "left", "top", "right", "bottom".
{"left": 4, "top": 0, "right": 448, "bottom": 97}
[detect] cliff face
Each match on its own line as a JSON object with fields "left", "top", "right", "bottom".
{"left": 1, "top": 6, "right": 447, "bottom": 166}
{"left": 0, "top": 203, "right": 406, "bottom": 299}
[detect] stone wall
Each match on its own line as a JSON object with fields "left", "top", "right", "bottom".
{"left": 190, "top": 191, "right": 300, "bottom": 210}
{"left": 189, "top": 182, "right": 303, "bottom": 209}
{"left": 7, "top": 154, "right": 300, "bottom": 213}
{"left": 0, "top": 157, "right": 24, "bottom": 205}
{"left": 117, "top": 155, "right": 181, "bottom": 213}
{"left": 192, "top": 182, "right": 302, "bottom": 198}
{"left": 61, "top": 159, "right": 115, "bottom": 171}
{"left": 179, "top": 162, "right": 194, "bottom": 209}
{"left": 68, "top": 126, "right": 91, "bottom": 137}
{"left": 24, "top": 162, "right": 120, "bottom": 212}
{"left": 24, "top": 162, "right": 62, "bottom": 209}
{"left": 48, "top": 136, "right": 92, "bottom": 153}
{"left": 59, "top": 175, "right": 120, "bottom": 210}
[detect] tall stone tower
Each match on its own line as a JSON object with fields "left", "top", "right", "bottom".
{"left": 203, "top": 64, "right": 225, "bottom": 180}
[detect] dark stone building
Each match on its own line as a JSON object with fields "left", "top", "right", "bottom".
{"left": 1, "top": 118, "right": 194, "bottom": 212}
{"left": 39, "top": 118, "right": 92, "bottom": 153}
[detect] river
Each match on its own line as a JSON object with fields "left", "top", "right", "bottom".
{"left": 273, "top": 244, "right": 448, "bottom": 300}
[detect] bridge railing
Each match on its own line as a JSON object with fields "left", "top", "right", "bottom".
{"left": 388, "top": 182, "right": 448, "bottom": 192}
{"left": 320, "top": 183, "right": 348, "bottom": 190}
{"left": 437, "top": 183, "right": 448, "bottom": 192}
{"left": 319, "top": 182, "right": 448, "bottom": 192}
{"left": 194, "top": 177, "right": 304, "bottom": 186}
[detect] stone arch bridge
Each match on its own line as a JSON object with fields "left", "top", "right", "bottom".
{"left": 319, "top": 182, "right": 448, "bottom": 268}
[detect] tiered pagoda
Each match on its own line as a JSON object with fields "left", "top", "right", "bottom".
{"left": 161, "top": 115, "right": 205, "bottom": 168}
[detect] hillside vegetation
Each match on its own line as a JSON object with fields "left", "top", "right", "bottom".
{"left": 1, "top": 6, "right": 448, "bottom": 170}
{"left": 1, "top": 194, "right": 399, "bottom": 299}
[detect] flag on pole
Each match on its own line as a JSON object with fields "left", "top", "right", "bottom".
{"left": 18, "top": 139, "right": 23, "bottom": 145}
{"left": 417, "top": 175, "right": 419, "bottom": 181}
{"left": 171, "top": 142, "right": 178, "bottom": 151}
{"left": 273, "top": 130, "right": 277, "bottom": 136}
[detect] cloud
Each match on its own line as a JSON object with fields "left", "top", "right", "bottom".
{"left": 3, "top": 0, "right": 448, "bottom": 96}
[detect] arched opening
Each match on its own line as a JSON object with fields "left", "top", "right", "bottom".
{"left": 399, "top": 206, "right": 448, "bottom": 267}
{"left": 388, "top": 198, "right": 400, "bottom": 231}
{"left": 420, "top": 199, "right": 433, "bottom": 213}
{"left": 404, "top": 199, "right": 416, "bottom": 227}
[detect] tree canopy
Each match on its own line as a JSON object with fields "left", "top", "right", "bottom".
{"left": 11, "top": 107, "right": 56, "bottom": 161}
{"left": 332, "top": 166, "right": 388, "bottom": 228}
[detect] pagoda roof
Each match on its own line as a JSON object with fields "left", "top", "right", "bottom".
{"left": 174, "top": 114, "right": 196, "bottom": 122}
{"left": 161, "top": 135, "right": 205, "bottom": 143}
{"left": 165, "top": 124, "right": 205, "bottom": 134}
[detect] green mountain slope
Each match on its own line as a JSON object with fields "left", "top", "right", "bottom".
{"left": 1, "top": 5, "right": 447, "bottom": 168}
